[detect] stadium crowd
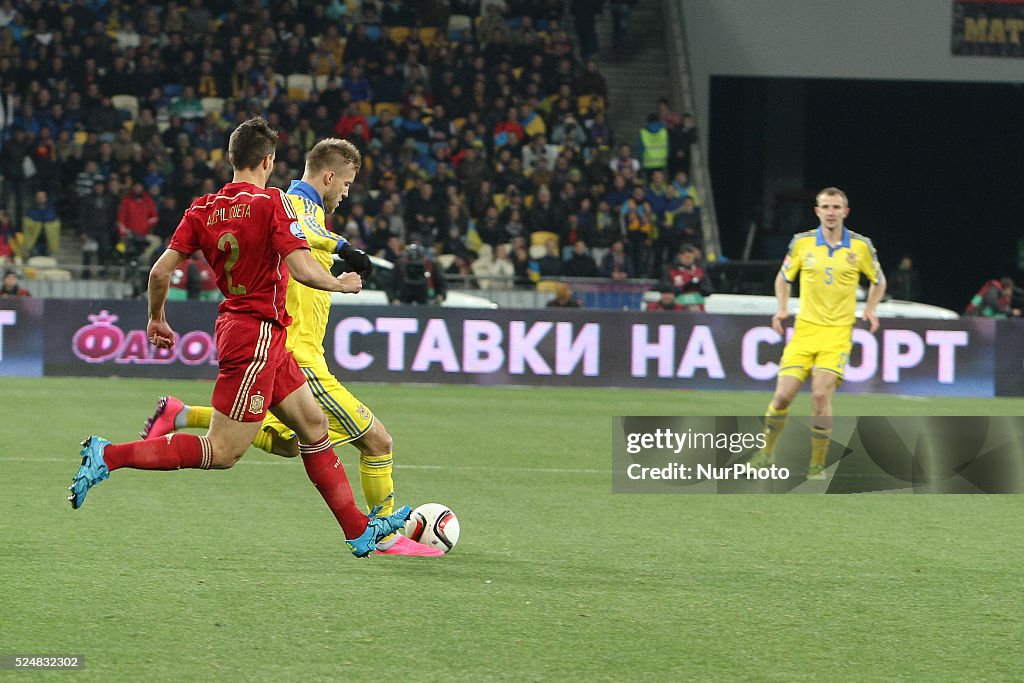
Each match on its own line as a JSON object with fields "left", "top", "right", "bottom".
{"left": 0, "top": 0, "right": 701, "bottom": 298}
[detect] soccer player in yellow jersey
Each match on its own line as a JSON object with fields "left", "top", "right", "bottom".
{"left": 143, "top": 138, "right": 442, "bottom": 556}
{"left": 749, "top": 187, "right": 886, "bottom": 480}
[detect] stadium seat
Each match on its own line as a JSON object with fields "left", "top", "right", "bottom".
{"left": 577, "top": 94, "right": 604, "bottom": 114}
{"left": 387, "top": 26, "right": 410, "bottom": 44}
{"left": 163, "top": 84, "right": 183, "bottom": 99}
{"left": 530, "top": 231, "right": 559, "bottom": 248}
{"left": 418, "top": 27, "right": 438, "bottom": 44}
{"left": 491, "top": 193, "right": 507, "bottom": 210}
{"left": 74, "top": 131, "right": 88, "bottom": 145}
{"left": 374, "top": 101, "right": 402, "bottom": 118}
{"left": 111, "top": 94, "right": 139, "bottom": 120}
{"left": 536, "top": 280, "right": 562, "bottom": 293}
{"left": 452, "top": 117, "right": 467, "bottom": 132}
{"left": 286, "top": 74, "right": 313, "bottom": 101}
{"left": 200, "top": 97, "right": 225, "bottom": 114}
{"left": 436, "top": 253, "right": 456, "bottom": 271}
{"left": 313, "top": 74, "right": 330, "bottom": 92}
{"left": 447, "top": 14, "right": 472, "bottom": 39}
{"left": 524, "top": 195, "right": 535, "bottom": 209}
{"left": 356, "top": 100, "right": 373, "bottom": 117}
{"left": 209, "top": 148, "right": 224, "bottom": 164}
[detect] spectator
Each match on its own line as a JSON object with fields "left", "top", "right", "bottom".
{"left": 609, "top": 143, "right": 640, "bottom": 176}
{"left": 601, "top": 239, "right": 633, "bottom": 280}
{"left": 536, "top": 239, "right": 563, "bottom": 278}
{"left": 546, "top": 282, "right": 582, "bottom": 308}
{"left": 79, "top": 180, "right": 118, "bottom": 278}
{"left": 889, "top": 255, "right": 922, "bottom": 302}
{"left": 483, "top": 243, "right": 516, "bottom": 289}
{"left": 116, "top": 181, "right": 160, "bottom": 262}
{"left": 0, "top": 127, "right": 33, "bottom": 225}
{"left": 0, "top": 211, "right": 17, "bottom": 265}
{"left": 965, "top": 277, "right": 1020, "bottom": 318}
{"left": 610, "top": 0, "right": 635, "bottom": 55}
{"left": 562, "top": 240, "right": 600, "bottom": 278}
{"left": 0, "top": 270, "right": 30, "bottom": 297}
{"left": 667, "top": 244, "right": 712, "bottom": 311}
{"left": 637, "top": 113, "right": 669, "bottom": 174}
{"left": 21, "top": 191, "right": 61, "bottom": 257}
{"left": 647, "top": 286, "right": 685, "bottom": 311}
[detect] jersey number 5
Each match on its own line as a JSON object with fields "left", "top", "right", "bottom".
{"left": 217, "top": 232, "right": 247, "bottom": 295}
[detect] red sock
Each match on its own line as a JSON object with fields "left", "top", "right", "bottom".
{"left": 300, "top": 435, "right": 367, "bottom": 539}
{"left": 103, "top": 434, "right": 211, "bottom": 471}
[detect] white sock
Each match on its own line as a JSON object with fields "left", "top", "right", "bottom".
{"left": 173, "top": 405, "right": 190, "bottom": 429}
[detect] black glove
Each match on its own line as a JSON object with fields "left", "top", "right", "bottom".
{"left": 338, "top": 242, "right": 373, "bottom": 280}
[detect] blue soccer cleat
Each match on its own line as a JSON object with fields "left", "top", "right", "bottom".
{"left": 68, "top": 436, "right": 111, "bottom": 509}
{"left": 346, "top": 504, "right": 412, "bottom": 558}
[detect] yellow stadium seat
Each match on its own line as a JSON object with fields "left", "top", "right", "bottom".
{"left": 530, "top": 230, "right": 559, "bottom": 248}
{"left": 418, "top": 27, "right": 438, "bottom": 43}
{"left": 209, "top": 148, "right": 224, "bottom": 164}
{"left": 313, "top": 74, "right": 330, "bottom": 92}
{"left": 286, "top": 74, "right": 313, "bottom": 101}
{"left": 524, "top": 194, "right": 535, "bottom": 209}
{"left": 356, "top": 100, "right": 373, "bottom": 117}
{"left": 577, "top": 94, "right": 604, "bottom": 114}
{"left": 374, "top": 101, "right": 402, "bottom": 118}
{"left": 512, "top": 67, "right": 523, "bottom": 81}
{"left": 491, "top": 193, "right": 507, "bottom": 211}
{"left": 387, "top": 26, "right": 410, "bottom": 44}
{"left": 536, "top": 280, "right": 562, "bottom": 293}
{"left": 452, "top": 117, "right": 467, "bottom": 132}
{"left": 74, "top": 131, "right": 89, "bottom": 145}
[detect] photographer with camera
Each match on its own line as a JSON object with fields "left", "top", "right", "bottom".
{"left": 389, "top": 242, "right": 447, "bottom": 305}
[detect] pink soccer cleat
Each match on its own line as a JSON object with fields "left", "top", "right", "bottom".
{"left": 375, "top": 535, "right": 445, "bottom": 557}
{"left": 140, "top": 396, "right": 185, "bottom": 439}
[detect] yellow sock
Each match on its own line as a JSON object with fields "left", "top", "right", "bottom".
{"left": 810, "top": 426, "right": 831, "bottom": 467}
{"left": 763, "top": 404, "right": 789, "bottom": 455}
{"left": 186, "top": 406, "right": 213, "bottom": 429}
{"left": 251, "top": 429, "right": 274, "bottom": 455}
{"left": 360, "top": 453, "right": 395, "bottom": 516}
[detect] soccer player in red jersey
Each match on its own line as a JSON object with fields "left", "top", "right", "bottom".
{"left": 68, "top": 118, "right": 411, "bottom": 557}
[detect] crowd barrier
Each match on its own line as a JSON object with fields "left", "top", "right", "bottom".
{"left": 3, "top": 298, "right": 1022, "bottom": 397}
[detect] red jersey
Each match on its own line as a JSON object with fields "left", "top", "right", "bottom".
{"left": 169, "top": 182, "right": 307, "bottom": 325}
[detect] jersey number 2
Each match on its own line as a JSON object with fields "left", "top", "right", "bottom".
{"left": 217, "top": 232, "right": 247, "bottom": 295}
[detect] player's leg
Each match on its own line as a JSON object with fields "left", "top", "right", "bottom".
{"left": 68, "top": 408, "right": 258, "bottom": 509}
{"left": 807, "top": 371, "right": 839, "bottom": 479}
{"left": 141, "top": 396, "right": 213, "bottom": 439}
{"left": 269, "top": 365, "right": 410, "bottom": 557}
{"left": 750, "top": 331, "right": 811, "bottom": 468}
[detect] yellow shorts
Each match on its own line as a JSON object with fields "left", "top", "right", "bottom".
{"left": 777, "top": 319, "right": 853, "bottom": 383}
{"left": 262, "top": 360, "right": 375, "bottom": 447}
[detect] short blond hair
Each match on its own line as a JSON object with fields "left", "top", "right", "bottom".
{"left": 305, "top": 138, "right": 362, "bottom": 175}
{"left": 816, "top": 187, "right": 848, "bottom": 206}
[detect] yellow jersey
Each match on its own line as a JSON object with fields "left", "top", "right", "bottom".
{"left": 284, "top": 180, "right": 347, "bottom": 367}
{"left": 780, "top": 226, "right": 881, "bottom": 327}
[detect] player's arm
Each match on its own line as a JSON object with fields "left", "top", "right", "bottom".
{"left": 862, "top": 272, "right": 886, "bottom": 333}
{"left": 772, "top": 271, "right": 792, "bottom": 335}
{"left": 285, "top": 248, "right": 362, "bottom": 293}
{"left": 147, "top": 248, "right": 188, "bottom": 348}
{"left": 859, "top": 239, "right": 886, "bottom": 333}
{"left": 297, "top": 210, "right": 373, "bottom": 278}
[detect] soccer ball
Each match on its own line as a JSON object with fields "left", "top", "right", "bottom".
{"left": 404, "top": 503, "right": 460, "bottom": 553}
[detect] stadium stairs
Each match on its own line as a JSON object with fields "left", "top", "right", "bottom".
{"left": 594, "top": 0, "right": 672, "bottom": 145}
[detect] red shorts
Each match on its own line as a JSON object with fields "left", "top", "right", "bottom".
{"left": 211, "top": 314, "right": 306, "bottom": 422}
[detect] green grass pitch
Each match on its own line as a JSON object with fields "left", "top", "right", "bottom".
{"left": 3, "top": 376, "right": 1024, "bottom": 681}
